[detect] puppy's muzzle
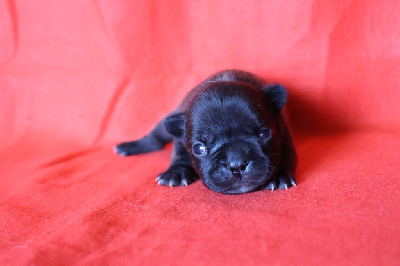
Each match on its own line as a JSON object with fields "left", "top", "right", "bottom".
{"left": 217, "top": 148, "right": 251, "bottom": 179}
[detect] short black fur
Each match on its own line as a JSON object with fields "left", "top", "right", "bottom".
{"left": 115, "top": 70, "right": 297, "bottom": 194}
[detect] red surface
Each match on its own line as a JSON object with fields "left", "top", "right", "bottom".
{"left": 1, "top": 1, "right": 400, "bottom": 265}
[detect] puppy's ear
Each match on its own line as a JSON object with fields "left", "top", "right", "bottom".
{"left": 165, "top": 113, "right": 186, "bottom": 139}
{"left": 262, "top": 84, "right": 287, "bottom": 111}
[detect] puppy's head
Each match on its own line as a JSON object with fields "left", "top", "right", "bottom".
{"left": 166, "top": 82, "right": 287, "bottom": 194}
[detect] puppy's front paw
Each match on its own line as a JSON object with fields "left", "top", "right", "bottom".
{"left": 264, "top": 172, "right": 296, "bottom": 191}
{"left": 156, "top": 165, "right": 199, "bottom": 187}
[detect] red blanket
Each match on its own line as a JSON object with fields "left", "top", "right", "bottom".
{"left": 1, "top": 1, "right": 399, "bottom": 265}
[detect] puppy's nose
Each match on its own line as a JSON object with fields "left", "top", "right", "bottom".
{"left": 229, "top": 161, "right": 248, "bottom": 177}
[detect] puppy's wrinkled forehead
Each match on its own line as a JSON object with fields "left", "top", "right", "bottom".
{"left": 188, "top": 83, "right": 265, "bottom": 139}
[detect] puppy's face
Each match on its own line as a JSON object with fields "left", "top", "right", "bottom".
{"left": 165, "top": 82, "right": 287, "bottom": 194}
{"left": 188, "top": 84, "right": 282, "bottom": 194}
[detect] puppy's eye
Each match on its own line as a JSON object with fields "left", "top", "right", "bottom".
{"left": 259, "top": 129, "right": 271, "bottom": 140}
{"left": 193, "top": 143, "right": 207, "bottom": 156}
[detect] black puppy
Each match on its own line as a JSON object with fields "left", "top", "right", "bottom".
{"left": 115, "top": 70, "right": 297, "bottom": 194}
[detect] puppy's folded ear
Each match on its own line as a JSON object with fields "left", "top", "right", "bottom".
{"left": 262, "top": 84, "right": 287, "bottom": 111}
{"left": 165, "top": 113, "right": 186, "bottom": 139}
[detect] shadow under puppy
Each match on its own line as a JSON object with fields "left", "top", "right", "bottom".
{"left": 115, "top": 70, "right": 297, "bottom": 194}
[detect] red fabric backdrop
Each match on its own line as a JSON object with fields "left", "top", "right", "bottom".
{"left": 1, "top": 0, "right": 400, "bottom": 265}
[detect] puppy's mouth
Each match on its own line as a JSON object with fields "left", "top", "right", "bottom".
{"left": 204, "top": 164, "right": 275, "bottom": 194}
{"left": 207, "top": 177, "right": 268, "bottom": 194}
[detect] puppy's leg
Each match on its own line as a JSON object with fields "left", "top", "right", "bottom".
{"left": 264, "top": 134, "right": 297, "bottom": 191}
{"left": 115, "top": 118, "right": 173, "bottom": 156}
{"left": 156, "top": 140, "right": 199, "bottom": 187}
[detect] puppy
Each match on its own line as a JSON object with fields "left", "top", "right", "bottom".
{"left": 115, "top": 70, "right": 297, "bottom": 194}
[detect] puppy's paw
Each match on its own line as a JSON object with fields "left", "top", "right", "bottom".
{"left": 264, "top": 172, "right": 296, "bottom": 191}
{"left": 114, "top": 141, "right": 141, "bottom": 156}
{"left": 156, "top": 165, "right": 199, "bottom": 187}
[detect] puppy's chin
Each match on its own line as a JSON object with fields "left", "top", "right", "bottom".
{"left": 201, "top": 175, "right": 270, "bottom": 194}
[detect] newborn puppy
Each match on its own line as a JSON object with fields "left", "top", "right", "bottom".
{"left": 115, "top": 70, "right": 297, "bottom": 194}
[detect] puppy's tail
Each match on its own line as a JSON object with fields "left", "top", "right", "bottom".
{"left": 114, "top": 117, "right": 173, "bottom": 156}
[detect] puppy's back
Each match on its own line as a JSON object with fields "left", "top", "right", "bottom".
{"left": 178, "top": 70, "right": 265, "bottom": 112}
{"left": 206, "top": 70, "right": 265, "bottom": 89}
